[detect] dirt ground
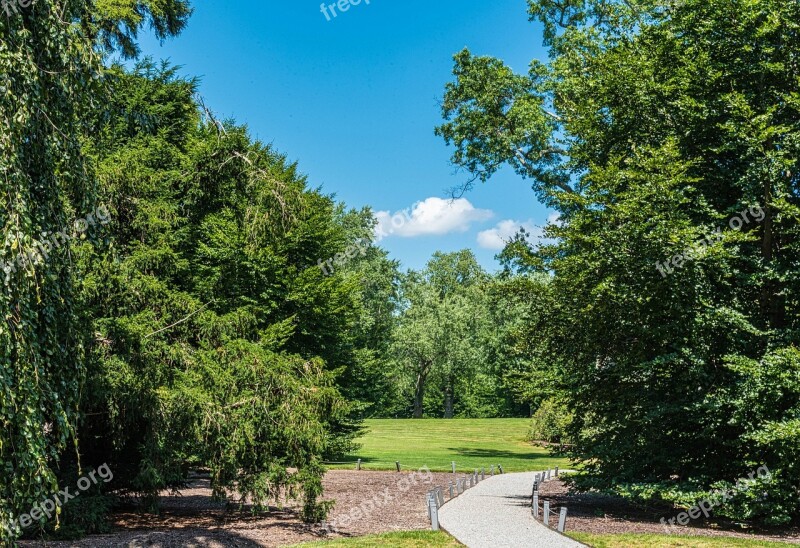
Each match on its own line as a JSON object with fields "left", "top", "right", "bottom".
{"left": 536, "top": 477, "right": 800, "bottom": 545}
{"left": 20, "top": 470, "right": 456, "bottom": 547}
{"left": 20, "top": 472, "right": 800, "bottom": 547}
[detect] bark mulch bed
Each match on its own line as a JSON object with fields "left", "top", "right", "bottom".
{"left": 536, "top": 478, "right": 800, "bottom": 544}
{"left": 20, "top": 470, "right": 455, "bottom": 547}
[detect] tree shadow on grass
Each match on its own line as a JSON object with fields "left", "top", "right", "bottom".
{"left": 448, "top": 447, "right": 554, "bottom": 462}
{"left": 329, "top": 456, "right": 380, "bottom": 465}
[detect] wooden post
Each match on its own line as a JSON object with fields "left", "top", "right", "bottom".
{"left": 555, "top": 466, "right": 559, "bottom": 477}
{"left": 429, "top": 497, "right": 439, "bottom": 531}
{"left": 396, "top": 461, "right": 401, "bottom": 472}
{"left": 490, "top": 465, "right": 494, "bottom": 476}
{"left": 449, "top": 481, "right": 455, "bottom": 499}
{"left": 451, "top": 461, "right": 456, "bottom": 474}
{"left": 547, "top": 469, "right": 551, "bottom": 480}
{"left": 543, "top": 501, "right": 551, "bottom": 526}
{"left": 533, "top": 492, "right": 539, "bottom": 518}
{"left": 558, "top": 507, "right": 568, "bottom": 532}
{"left": 356, "top": 458, "right": 361, "bottom": 471}
{"left": 437, "top": 488, "right": 445, "bottom": 507}
{"left": 498, "top": 464, "right": 504, "bottom": 474}
{"left": 481, "top": 467, "right": 485, "bottom": 481}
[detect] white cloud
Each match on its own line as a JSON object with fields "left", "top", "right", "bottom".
{"left": 477, "top": 218, "right": 552, "bottom": 250}
{"left": 374, "top": 197, "right": 493, "bottom": 239}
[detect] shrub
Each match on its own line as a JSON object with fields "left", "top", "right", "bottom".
{"left": 530, "top": 398, "right": 573, "bottom": 444}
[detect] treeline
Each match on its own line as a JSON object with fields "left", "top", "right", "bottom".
{"left": 436, "top": 0, "right": 800, "bottom": 527}
{"left": 375, "top": 250, "right": 546, "bottom": 420}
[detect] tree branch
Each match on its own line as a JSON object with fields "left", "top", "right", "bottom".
{"left": 143, "top": 300, "right": 213, "bottom": 339}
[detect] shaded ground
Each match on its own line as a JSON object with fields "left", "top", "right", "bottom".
{"left": 20, "top": 471, "right": 456, "bottom": 547}
{"left": 536, "top": 478, "right": 800, "bottom": 545}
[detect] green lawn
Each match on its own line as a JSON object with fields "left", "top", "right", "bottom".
{"left": 288, "top": 531, "right": 460, "bottom": 547}
{"left": 330, "top": 418, "right": 570, "bottom": 473}
{"left": 569, "top": 533, "right": 793, "bottom": 547}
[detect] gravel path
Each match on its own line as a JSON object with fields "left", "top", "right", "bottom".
{"left": 438, "top": 471, "right": 585, "bottom": 548}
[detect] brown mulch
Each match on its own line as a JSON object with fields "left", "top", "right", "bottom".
{"left": 536, "top": 478, "right": 800, "bottom": 544}
{"left": 20, "top": 472, "right": 800, "bottom": 546}
{"left": 20, "top": 470, "right": 456, "bottom": 547}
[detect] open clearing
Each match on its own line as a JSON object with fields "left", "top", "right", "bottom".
{"left": 332, "top": 418, "right": 569, "bottom": 473}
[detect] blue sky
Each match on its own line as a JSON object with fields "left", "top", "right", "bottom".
{"left": 137, "top": 0, "right": 553, "bottom": 271}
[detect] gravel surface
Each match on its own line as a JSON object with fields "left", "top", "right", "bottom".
{"left": 438, "top": 470, "right": 585, "bottom": 548}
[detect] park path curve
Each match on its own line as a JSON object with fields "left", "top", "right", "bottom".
{"left": 437, "top": 470, "right": 585, "bottom": 548}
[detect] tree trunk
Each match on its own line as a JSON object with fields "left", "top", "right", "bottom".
{"left": 413, "top": 371, "right": 426, "bottom": 419}
{"left": 444, "top": 378, "right": 454, "bottom": 419}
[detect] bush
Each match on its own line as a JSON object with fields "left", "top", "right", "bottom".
{"left": 530, "top": 398, "right": 572, "bottom": 444}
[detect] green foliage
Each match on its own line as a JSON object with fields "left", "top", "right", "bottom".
{"left": 0, "top": 0, "right": 188, "bottom": 543}
{"left": 68, "top": 63, "right": 376, "bottom": 523}
{"left": 529, "top": 399, "right": 572, "bottom": 444}
{"left": 438, "top": 0, "right": 800, "bottom": 526}
{"left": 391, "top": 251, "right": 496, "bottom": 418}
{"left": 40, "top": 493, "right": 113, "bottom": 540}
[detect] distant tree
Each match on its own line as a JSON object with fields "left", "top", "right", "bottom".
{"left": 393, "top": 251, "right": 491, "bottom": 418}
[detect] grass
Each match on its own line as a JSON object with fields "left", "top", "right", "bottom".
{"left": 288, "top": 531, "right": 461, "bottom": 547}
{"left": 569, "top": 533, "right": 793, "bottom": 547}
{"left": 329, "top": 418, "right": 570, "bottom": 473}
